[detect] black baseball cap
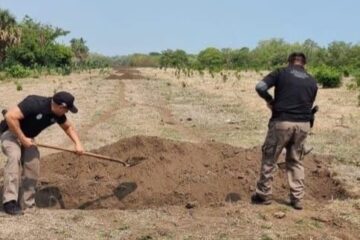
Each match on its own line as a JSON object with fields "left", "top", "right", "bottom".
{"left": 52, "top": 91, "right": 78, "bottom": 113}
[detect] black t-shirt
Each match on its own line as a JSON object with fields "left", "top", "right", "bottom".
{"left": 11, "top": 95, "right": 67, "bottom": 138}
{"left": 263, "top": 65, "right": 318, "bottom": 122}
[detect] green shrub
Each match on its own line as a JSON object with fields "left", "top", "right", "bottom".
{"left": 354, "top": 73, "right": 360, "bottom": 87}
{"left": 15, "top": 81, "right": 23, "bottom": 91}
{"left": 5, "top": 64, "right": 32, "bottom": 78}
{"left": 0, "top": 72, "right": 6, "bottom": 81}
{"left": 343, "top": 68, "right": 350, "bottom": 77}
{"left": 312, "top": 66, "right": 342, "bottom": 88}
{"left": 55, "top": 66, "right": 72, "bottom": 76}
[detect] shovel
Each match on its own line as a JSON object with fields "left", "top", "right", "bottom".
{"left": 37, "top": 143, "right": 135, "bottom": 167}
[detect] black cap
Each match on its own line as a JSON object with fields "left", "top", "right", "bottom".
{"left": 52, "top": 91, "right": 78, "bottom": 113}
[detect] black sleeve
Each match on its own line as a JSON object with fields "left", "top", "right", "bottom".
{"left": 18, "top": 96, "right": 39, "bottom": 118}
{"left": 262, "top": 68, "right": 280, "bottom": 87}
{"left": 255, "top": 69, "right": 281, "bottom": 103}
{"left": 313, "top": 84, "right": 318, "bottom": 102}
{"left": 255, "top": 81, "right": 273, "bottom": 103}
{"left": 57, "top": 115, "right": 67, "bottom": 125}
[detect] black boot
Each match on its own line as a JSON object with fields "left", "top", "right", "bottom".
{"left": 290, "top": 200, "right": 303, "bottom": 210}
{"left": 251, "top": 194, "right": 272, "bottom": 205}
{"left": 3, "top": 200, "right": 23, "bottom": 215}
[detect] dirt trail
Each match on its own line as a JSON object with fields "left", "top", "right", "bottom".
{"left": 103, "top": 69, "right": 205, "bottom": 142}
{"left": 106, "top": 68, "right": 143, "bottom": 80}
{"left": 126, "top": 79, "right": 207, "bottom": 142}
{"left": 36, "top": 136, "right": 346, "bottom": 210}
{"left": 77, "top": 79, "right": 129, "bottom": 142}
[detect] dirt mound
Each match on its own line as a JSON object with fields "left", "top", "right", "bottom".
{"left": 106, "top": 72, "right": 143, "bottom": 80}
{"left": 114, "top": 67, "right": 140, "bottom": 75}
{"left": 37, "top": 136, "right": 346, "bottom": 210}
{"left": 105, "top": 67, "right": 143, "bottom": 80}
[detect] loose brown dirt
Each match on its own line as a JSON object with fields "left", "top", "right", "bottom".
{"left": 36, "top": 135, "right": 346, "bottom": 210}
{"left": 106, "top": 67, "right": 143, "bottom": 80}
{"left": 106, "top": 73, "right": 143, "bottom": 80}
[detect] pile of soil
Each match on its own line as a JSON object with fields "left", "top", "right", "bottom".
{"left": 115, "top": 67, "right": 140, "bottom": 75}
{"left": 105, "top": 68, "right": 143, "bottom": 80}
{"left": 36, "top": 136, "right": 346, "bottom": 210}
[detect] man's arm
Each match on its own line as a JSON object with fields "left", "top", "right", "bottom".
{"left": 5, "top": 106, "right": 34, "bottom": 147}
{"left": 255, "top": 81, "right": 274, "bottom": 104}
{"left": 59, "top": 120, "right": 84, "bottom": 154}
{"left": 255, "top": 69, "right": 279, "bottom": 109}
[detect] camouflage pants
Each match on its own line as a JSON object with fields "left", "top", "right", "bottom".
{"left": 256, "top": 121, "right": 310, "bottom": 201}
{"left": 1, "top": 131, "right": 40, "bottom": 209}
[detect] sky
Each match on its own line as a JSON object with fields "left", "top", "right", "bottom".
{"left": 0, "top": 0, "right": 359, "bottom": 56}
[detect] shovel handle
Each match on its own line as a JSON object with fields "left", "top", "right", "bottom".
{"left": 36, "top": 143, "right": 129, "bottom": 166}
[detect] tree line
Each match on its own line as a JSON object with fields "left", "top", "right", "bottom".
{"left": 1, "top": 8, "right": 360, "bottom": 94}
{"left": 115, "top": 39, "right": 360, "bottom": 71}
{"left": 0, "top": 8, "right": 111, "bottom": 78}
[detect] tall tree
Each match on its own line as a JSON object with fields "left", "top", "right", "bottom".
{"left": 252, "top": 38, "right": 290, "bottom": 68}
{"left": 0, "top": 9, "right": 21, "bottom": 63}
{"left": 5, "top": 16, "right": 72, "bottom": 67}
{"left": 160, "top": 49, "right": 189, "bottom": 70}
{"left": 197, "top": 47, "right": 224, "bottom": 72}
{"left": 70, "top": 37, "right": 89, "bottom": 63}
{"left": 230, "top": 47, "right": 250, "bottom": 69}
{"left": 326, "top": 41, "right": 352, "bottom": 67}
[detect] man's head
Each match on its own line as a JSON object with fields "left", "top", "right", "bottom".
{"left": 51, "top": 91, "right": 78, "bottom": 116}
{"left": 288, "top": 52, "right": 307, "bottom": 66}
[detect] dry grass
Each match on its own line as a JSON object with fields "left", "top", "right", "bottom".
{"left": 0, "top": 201, "right": 358, "bottom": 239}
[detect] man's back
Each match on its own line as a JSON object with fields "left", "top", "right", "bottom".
{"left": 263, "top": 65, "right": 318, "bottom": 122}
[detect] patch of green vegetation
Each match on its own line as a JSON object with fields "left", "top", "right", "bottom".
{"left": 295, "top": 218, "right": 324, "bottom": 230}
{"left": 257, "top": 213, "right": 268, "bottom": 221}
{"left": 261, "top": 223, "right": 272, "bottom": 229}
{"left": 217, "top": 233, "right": 229, "bottom": 240}
{"left": 98, "top": 231, "right": 112, "bottom": 239}
{"left": 160, "top": 127, "right": 182, "bottom": 141}
{"left": 310, "top": 219, "right": 324, "bottom": 229}
{"left": 261, "top": 233, "right": 273, "bottom": 240}
{"left": 15, "top": 80, "right": 23, "bottom": 91}
{"left": 117, "top": 225, "right": 130, "bottom": 231}
{"left": 137, "top": 235, "right": 153, "bottom": 240}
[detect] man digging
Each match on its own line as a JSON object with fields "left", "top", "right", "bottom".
{"left": 0, "top": 91, "right": 84, "bottom": 215}
{"left": 252, "top": 52, "right": 318, "bottom": 210}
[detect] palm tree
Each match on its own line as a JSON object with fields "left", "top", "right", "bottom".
{"left": 70, "top": 37, "right": 89, "bottom": 63}
{"left": 0, "top": 9, "right": 21, "bottom": 63}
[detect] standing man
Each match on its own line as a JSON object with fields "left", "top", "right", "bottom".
{"left": 1, "top": 91, "right": 84, "bottom": 215}
{"left": 252, "top": 52, "right": 318, "bottom": 210}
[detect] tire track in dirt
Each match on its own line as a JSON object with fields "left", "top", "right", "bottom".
{"left": 55, "top": 78, "right": 130, "bottom": 149}
{"left": 124, "top": 78, "right": 208, "bottom": 143}
{"left": 78, "top": 80, "right": 130, "bottom": 142}
{"left": 82, "top": 70, "right": 209, "bottom": 144}
{"left": 139, "top": 102, "right": 206, "bottom": 142}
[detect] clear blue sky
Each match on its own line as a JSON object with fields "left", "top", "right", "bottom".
{"left": 1, "top": 0, "right": 359, "bottom": 56}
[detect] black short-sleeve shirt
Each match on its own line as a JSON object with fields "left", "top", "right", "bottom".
{"left": 16, "top": 95, "right": 67, "bottom": 138}
{"left": 262, "top": 65, "right": 318, "bottom": 122}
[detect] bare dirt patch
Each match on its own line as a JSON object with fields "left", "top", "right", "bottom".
{"left": 36, "top": 136, "right": 346, "bottom": 210}
{"left": 106, "top": 73, "right": 143, "bottom": 80}
{"left": 106, "top": 67, "right": 144, "bottom": 80}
